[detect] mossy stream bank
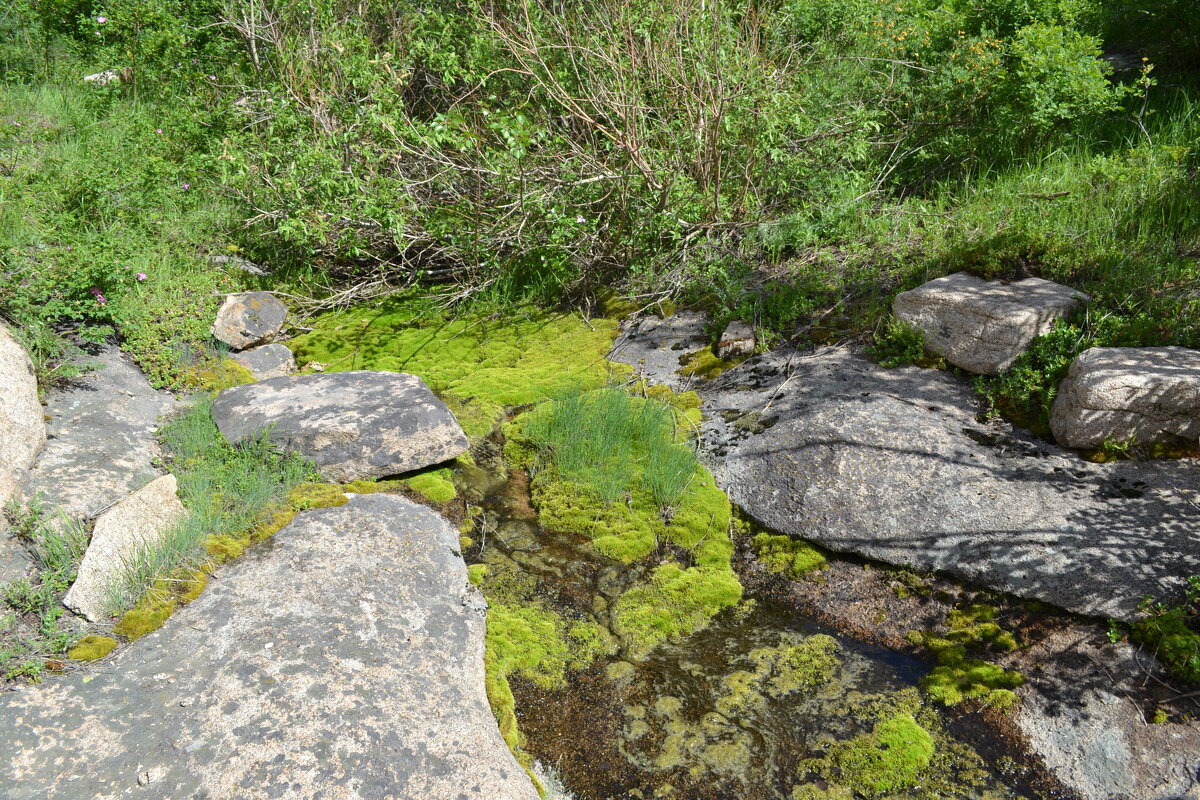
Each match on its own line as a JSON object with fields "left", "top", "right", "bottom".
{"left": 456, "top": 452, "right": 1033, "bottom": 800}
{"left": 284, "top": 297, "right": 1055, "bottom": 798}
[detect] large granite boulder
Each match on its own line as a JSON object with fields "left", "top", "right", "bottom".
{"left": 0, "top": 493, "right": 539, "bottom": 800}
{"left": 893, "top": 272, "right": 1088, "bottom": 375}
{"left": 20, "top": 345, "right": 176, "bottom": 522}
{"left": 211, "top": 291, "right": 288, "bottom": 350}
{"left": 63, "top": 475, "right": 186, "bottom": 621}
{"left": 213, "top": 371, "right": 468, "bottom": 482}
{"left": 0, "top": 324, "right": 45, "bottom": 481}
{"left": 700, "top": 348, "right": 1200, "bottom": 620}
{"left": 230, "top": 343, "right": 296, "bottom": 381}
{"left": 1050, "top": 346, "right": 1200, "bottom": 449}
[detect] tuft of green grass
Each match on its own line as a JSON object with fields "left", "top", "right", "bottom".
{"left": 0, "top": 499, "right": 89, "bottom": 682}
{"left": 102, "top": 396, "right": 318, "bottom": 616}
{"left": 1132, "top": 577, "right": 1200, "bottom": 683}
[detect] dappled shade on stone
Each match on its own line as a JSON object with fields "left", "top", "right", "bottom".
{"left": 893, "top": 272, "right": 1088, "bottom": 375}
{"left": 1050, "top": 346, "right": 1200, "bottom": 449}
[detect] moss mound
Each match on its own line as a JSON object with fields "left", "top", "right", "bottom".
{"left": 752, "top": 532, "right": 826, "bottom": 579}
{"left": 824, "top": 713, "right": 936, "bottom": 796}
{"left": 113, "top": 595, "right": 176, "bottom": 641}
{"left": 485, "top": 602, "right": 615, "bottom": 759}
{"left": 67, "top": 635, "right": 117, "bottom": 661}
{"left": 907, "top": 603, "right": 1024, "bottom": 708}
{"left": 288, "top": 297, "right": 629, "bottom": 441}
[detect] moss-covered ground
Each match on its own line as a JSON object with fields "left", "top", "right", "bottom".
{"left": 906, "top": 603, "right": 1025, "bottom": 708}
{"left": 288, "top": 296, "right": 630, "bottom": 441}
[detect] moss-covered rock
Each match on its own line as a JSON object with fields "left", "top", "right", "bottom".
{"left": 403, "top": 468, "right": 457, "bottom": 503}
{"left": 67, "top": 635, "right": 117, "bottom": 661}
{"left": 286, "top": 482, "right": 349, "bottom": 510}
{"left": 178, "top": 358, "right": 256, "bottom": 391}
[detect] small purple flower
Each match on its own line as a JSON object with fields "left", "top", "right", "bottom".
{"left": 181, "top": 182, "right": 190, "bottom": 190}
{"left": 97, "top": 16, "right": 107, "bottom": 23}
{"left": 96, "top": 295, "right": 108, "bottom": 305}
{"left": 89, "top": 286, "right": 102, "bottom": 296}
{"left": 136, "top": 272, "right": 147, "bottom": 281}
{"left": 155, "top": 128, "right": 163, "bottom": 134}
{"left": 9, "top": 121, "right": 20, "bottom": 127}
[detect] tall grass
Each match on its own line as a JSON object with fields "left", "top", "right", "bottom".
{"left": 102, "top": 396, "right": 316, "bottom": 614}
{"left": 525, "top": 387, "right": 697, "bottom": 507}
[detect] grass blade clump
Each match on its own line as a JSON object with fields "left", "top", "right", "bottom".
{"left": 103, "top": 396, "right": 318, "bottom": 615}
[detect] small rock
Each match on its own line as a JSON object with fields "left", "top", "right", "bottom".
{"left": 229, "top": 344, "right": 296, "bottom": 381}
{"left": 211, "top": 292, "right": 288, "bottom": 350}
{"left": 1050, "top": 347, "right": 1200, "bottom": 449}
{"left": 63, "top": 475, "right": 187, "bottom": 622}
{"left": 212, "top": 371, "right": 468, "bottom": 482}
{"left": 82, "top": 69, "right": 122, "bottom": 86}
{"left": 893, "top": 272, "right": 1088, "bottom": 375}
{"left": 210, "top": 253, "right": 270, "bottom": 276}
{"left": 716, "top": 321, "right": 755, "bottom": 359}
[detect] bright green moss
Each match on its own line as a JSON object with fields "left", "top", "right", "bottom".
{"left": 484, "top": 602, "right": 616, "bottom": 762}
{"left": 179, "top": 358, "right": 256, "bottom": 391}
{"left": 403, "top": 468, "right": 457, "bottom": 503}
{"left": 468, "top": 563, "right": 488, "bottom": 586}
{"left": 791, "top": 785, "right": 854, "bottom": 800}
{"left": 285, "top": 482, "right": 349, "bottom": 510}
{"left": 341, "top": 478, "right": 406, "bottom": 494}
{"left": 113, "top": 595, "right": 176, "bottom": 641}
{"left": 922, "top": 663, "right": 1023, "bottom": 708}
{"left": 823, "top": 713, "right": 936, "bottom": 796}
{"left": 67, "top": 635, "right": 117, "bottom": 661}
{"left": 611, "top": 563, "right": 743, "bottom": 661}
{"left": 678, "top": 347, "right": 737, "bottom": 380}
{"left": 288, "top": 297, "right": 630, "bottom": 443}
{"left": 752, "top": 532, "right": 827, "bottom": 579}
{"left": 203, "top": 532, "right": 246, "bottom": 562}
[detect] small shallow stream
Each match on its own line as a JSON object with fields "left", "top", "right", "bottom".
{"left": 456, "top": 455, "right": 1035, "bottom": 800}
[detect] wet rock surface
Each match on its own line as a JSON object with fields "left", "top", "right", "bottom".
{"left": 698, "top": 347, "right": 1200, "bottom": 621}
{"left": 0, "top": 493, "right": 539, "bottom": 800}
{"left": 211, "top": 291, "right": 288, "bottom": 350}
{"left": 63, "top": 474, "right": 186, "bottom": 622}
{"left": 893, "top": 272, "right": 1088, "bottom": 375}
{"left": 19, "top": 345, "right": 176, "bottom": 521}
{"left": 213, "top": 370, "right": 468, "bottom": 482}
{"left": 609, "top": 311, "right": 710, "bottom": 391}
{"left": 1050, "top": 346, "right": 1200, "bottom": 449}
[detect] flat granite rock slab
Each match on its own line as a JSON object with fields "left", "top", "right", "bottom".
{"left": 63, "top": 474, "right": 186, "bottom": 622}
{"left": 894, "top": 272, "right": 1088, "bottom": 375}
{"left": 700, "top": 347, "right": 1200, "bottom": 621}
{"left": 608, "top": 311, "right": 711, "bottom": 391}
{"left": 19, "top": 345, "right": 177, "bottom": 521}
{"left": 213, "top": 370, "right": 468, "bottom": 483}
{"left": 1051, "top": 346, "right": 1200, "bottom": 449}
{"left": 0, "top": 493, "right": 539, "bottom": 800}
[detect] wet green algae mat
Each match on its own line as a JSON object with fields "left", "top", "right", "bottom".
{"left": 289, "top": 299, "right": 1031, "bottom": 799}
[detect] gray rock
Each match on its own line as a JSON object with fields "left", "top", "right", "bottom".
{"left": 210, "top": 253, "right": 270, "bottom": 276}
{"left": 0, "top": 494, "right": 539, "bottom": 800}
{"left": 0, "top": 324, "right": 46, "bottom": 482}
{"left": 82, "top": 69, "right": 122, "bottom": 86}
{"left": 700, "top": 348, "right": 1200, "bottom": 620}
{"left": 230, "top": 343, "right": 296, "bottom": 381}
{"left": 608, "top": 311, "right": 710, "bottom": 391}
{"left": 211, "top": 292, "right": 288, "bottom": 350}
{"left": 20, "top": 345, "right": 175, "bottom": 522}
{"left": 213, "top": 371, "right": 468, "bottom": 482}
{"left": 0, "top": 528, "right": 33, "bottom": 587}
{"left": 1050, "top": 346, "right": 1200, "bottom": 449}
{"left": 63, "top": 475, "right": 186, "bottom": 621}
{"left": 716, "top": 321, "right": 755, "bottom": 359}
{"left": 1013, "top": 625, "right": 1200, "bottom": 800}
{"left": 893, "top": 272, "right": 1088, "bottom": 375}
